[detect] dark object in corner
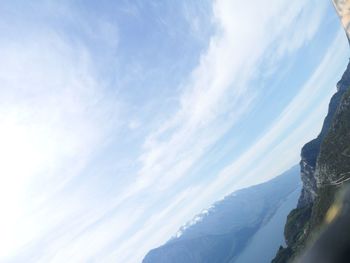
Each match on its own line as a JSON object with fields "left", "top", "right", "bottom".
{"left": 299, "top": 186, "right": 350, "bottom": 263}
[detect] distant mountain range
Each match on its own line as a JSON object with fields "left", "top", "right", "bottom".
{"left": 143, "top": 166, "right": 301, "bottom": 263}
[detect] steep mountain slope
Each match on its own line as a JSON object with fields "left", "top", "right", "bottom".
{"left": 143, "top": 166, "right": 300, "bottom": 263}
{"left": 297, "top": 69, "right": 350, "bottom": 207}
{"left": 272, "top": 62, "right": 350, "bottom": 262}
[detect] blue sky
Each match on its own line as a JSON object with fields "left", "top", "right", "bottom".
{"left": 0, "top": 0, "right": 349, "bottom": 262}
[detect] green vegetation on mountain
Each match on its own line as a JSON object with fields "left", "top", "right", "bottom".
{"left": 272, "top": 62, "right": 350, "bottom": 262}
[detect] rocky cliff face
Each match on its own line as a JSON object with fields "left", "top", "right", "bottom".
{"left": 316, "top": 70, "right": 350, "bottom": 187}
{"left": 298, "top": 62, "right": 350, "bottom": 208}
{"left": 309, "top": 80, "right": 350, "bottom": 230}
{"left": 272, "top": 62, "right": 350, "bottom": 263}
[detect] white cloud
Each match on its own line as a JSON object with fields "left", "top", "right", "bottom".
{"left": 0, "top": 18, "right": 120, "bottom": 260}
{"left": 128, "top": 0, "right": 328, "bottom": 197}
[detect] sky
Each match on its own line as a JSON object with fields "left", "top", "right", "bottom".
{"left": 0, "top": 0, "right": 349, "bottom": 262}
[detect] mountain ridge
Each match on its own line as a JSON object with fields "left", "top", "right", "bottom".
{"left": 143, "top": 166, "right": 300, "bottom": 263}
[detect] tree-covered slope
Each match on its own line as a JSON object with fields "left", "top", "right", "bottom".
{"left": 272, "top": 62, "right": 350, "bottom": 263}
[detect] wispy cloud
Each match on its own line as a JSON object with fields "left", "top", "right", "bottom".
{"left": 0, "top": 2, "right": 121, "bottom": 259}
{"left": 130, "top": 0, "right": 329, "bottom": 194}
{"left": 205, "top": 30, "right": 349, "bottom": 195}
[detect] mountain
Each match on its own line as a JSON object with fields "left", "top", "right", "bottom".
{"left": 272, "top": 60, "right": 350, "bottom": 262}
{"left": 298, "top": 61, "right": 350, "bottom": 208}
{"left": 143, "top": 166, "right": 300, "bottom": 263}
{"left": 234, "top": 187, "right": 300, "bottom": 263}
